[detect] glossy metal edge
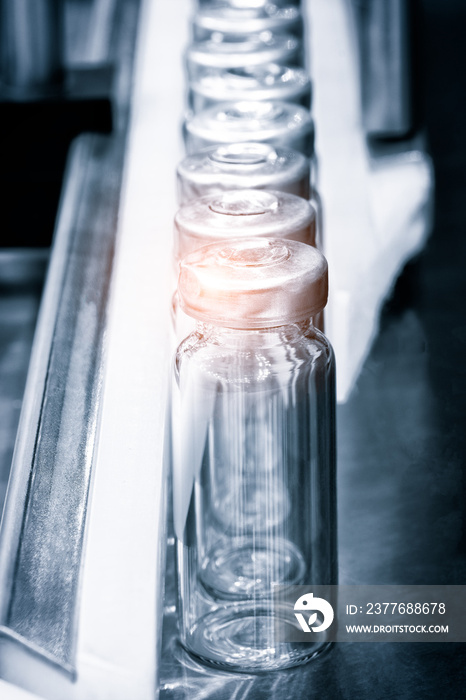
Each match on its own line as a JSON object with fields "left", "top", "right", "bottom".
{"left": 0, "top": 0, "right": 141, "bottom": 691}
{"left": 0, "top": 131, "right": 108, "bottom": 675}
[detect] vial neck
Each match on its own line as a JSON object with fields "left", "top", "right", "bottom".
{"left": 194, "top": 318, "right": 316, "bottom": 348}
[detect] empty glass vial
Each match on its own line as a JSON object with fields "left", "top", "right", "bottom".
{"left": 177, "top": 143, "right": 311, "bottom": 204}
{"left": 188, "top": 63, "right": 311, "bottom": 113}
{"left": 174, "top": 189, "right": 316, "bottom": 260}
{"left": 185, "top": 34, "right": 302, "bottom": 82}
{"left": 171, "top": 237, "right": 337, "bottom": 671}
{"left": 177, "top": 143, "right": 323, "bottom": 263}
{"left": 184, "top": 100, "right": 314, "bottom": 157}
{"left": 172, "top": 189, "right": 317, "bottom": 338}
{"left": 192, "top": 4, "right": 303, "bottom": 42}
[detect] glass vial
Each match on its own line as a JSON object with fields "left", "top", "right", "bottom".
{"left": 188, "top": 63, "right": 311, "bottom": 113}
{"left": 177, "top": 143, "right": 311, "bottom": 204}
{"left": 191, "top": 4, "right": 304, "bottom": 42}
{"left": 183, "top": 100, "right": 314, "bottom": 157}
{"left": 172, "top": 189, "right": 317, "bottom": 338}
{"left": 185, "top": 34, "right": 302, "bottom": 82}
{"left": 175, "top": 188, "right": 316, "bottom": 259}
{"left": 171, "top": 237, "right": 337, "bottom": 671}
{"left": 176, "top": 144, "right": 323, "bottom": 265}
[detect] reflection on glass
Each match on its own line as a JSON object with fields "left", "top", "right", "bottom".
{"left": 171, "top": 238, "right": 337, "bottom": 671}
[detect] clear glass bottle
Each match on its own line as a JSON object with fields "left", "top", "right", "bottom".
{"left": 176, "top": 144, "right": 322, "bottom": 257}
{"left": 183, "top": 100, "right": 314, "bottom": 158}
{"left": 174, "top": 188, "right": 316, "bottom": 259}
{"left": 188, "top": 63, "right": 311, "bottom": 114}
{"left": 177, "top": 143, "right": 311, "bottom": 202}
{"left": 185, "top": 35, "right": 303, "bottom": 82}
{"left": 171, "top": 237, "right": 337, "bottom": 671}
{"left": 172, "top": 189, "right": 317, "bottom": 340}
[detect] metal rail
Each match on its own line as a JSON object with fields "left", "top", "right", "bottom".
{"left": 0, "top": 0, "right": 140, "bottom": 693}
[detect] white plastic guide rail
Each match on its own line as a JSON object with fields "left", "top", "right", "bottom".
{"left": 310, "top": 0, "right": 433, "bottom": 401}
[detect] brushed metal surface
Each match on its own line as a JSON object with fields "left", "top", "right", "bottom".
{"left": 0, "top": 0, "right": 141, "bottom": 685}
{"left": 3, "top": 138, "right": 112, "bottom": 670}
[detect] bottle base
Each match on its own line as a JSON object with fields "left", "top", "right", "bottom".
{"left": 184, "top": 605, "right": 331, "bottom": 672}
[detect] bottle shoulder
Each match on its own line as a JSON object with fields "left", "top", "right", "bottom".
{"left": 174, "top": 322, "right": 334, "bottom": 386}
